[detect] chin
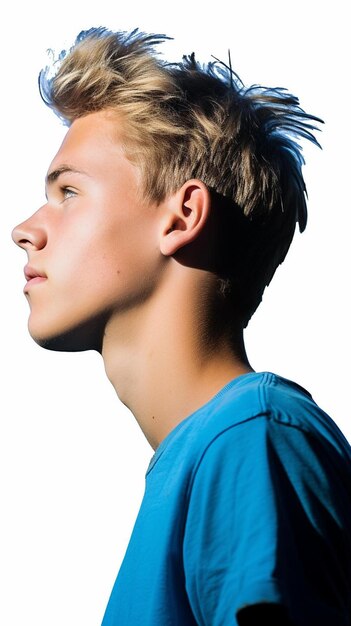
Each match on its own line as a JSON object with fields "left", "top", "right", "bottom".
{"left": 28, "top": 311, "right": 110, "bottom": 353}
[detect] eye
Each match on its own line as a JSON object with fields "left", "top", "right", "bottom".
{"left": 60, "top": 186, "right": 77, "bottom": 201}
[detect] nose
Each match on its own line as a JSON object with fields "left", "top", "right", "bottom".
{"left": 12, "top": 211, "right": 47, "bottom": 252}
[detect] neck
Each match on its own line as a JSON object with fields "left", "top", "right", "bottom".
{"left": 101, "top": 265, "right": 253, "bottom": 450}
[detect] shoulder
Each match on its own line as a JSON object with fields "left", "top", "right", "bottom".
{"left": 191, "top": 371, "right": 351, "bottom": 479}
{"left": 189, "top": 371, "right": 349, "bottom": 455}
{"left": 181, "top": 374, "right": 351, "bottom": 624}
{"left": 148, "top": 371, "right": 351, "bottom": 486}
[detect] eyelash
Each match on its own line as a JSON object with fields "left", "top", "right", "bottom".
{"left": 60, "top": 186, "right": 77, "bottom": 200}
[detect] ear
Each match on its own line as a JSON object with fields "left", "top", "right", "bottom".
{"left": 160, "top": 180, "right": 211, "bottom": 256}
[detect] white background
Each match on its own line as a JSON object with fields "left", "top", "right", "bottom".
{"left": 1, "top": 1, "right": 350, "bottom": 624}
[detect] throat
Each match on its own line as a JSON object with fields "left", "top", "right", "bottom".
{"left": 100, "top": 267, "right": 253, "bottom": 450}
{"left": 102, "top": 323, "right": 252, "bottom": 450}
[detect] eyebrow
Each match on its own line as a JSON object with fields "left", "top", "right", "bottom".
{"left": 45, "top": 165, "right": 89, "bottom": 186}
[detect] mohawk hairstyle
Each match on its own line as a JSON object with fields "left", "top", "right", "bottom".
{"left": 39, "top": 27, "right": 323, "bottom": 326}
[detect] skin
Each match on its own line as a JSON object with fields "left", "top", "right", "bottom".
{"left": 12, "top": 109, "right": 253, "bottom": 450}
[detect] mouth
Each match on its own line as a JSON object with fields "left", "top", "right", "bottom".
{"left": 24, "top": 265, "right": 47, "bottom": 291}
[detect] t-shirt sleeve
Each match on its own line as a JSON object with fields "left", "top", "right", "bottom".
{"left": 182, "top": 414, "right": 350, "bottom": 626}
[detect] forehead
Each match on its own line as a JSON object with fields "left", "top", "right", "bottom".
{"left": 47, "top": 110, "right": 130, "bottom": 178}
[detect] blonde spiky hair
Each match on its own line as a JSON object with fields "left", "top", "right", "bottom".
{"left": 39, "top": 27, "right": 322, "bottom": 326}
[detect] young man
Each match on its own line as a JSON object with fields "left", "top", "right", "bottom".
{"left": 12, "top": 27, "right": 351, "bottom": 626}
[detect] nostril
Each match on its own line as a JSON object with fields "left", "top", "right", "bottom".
{"left": 11, "top": 222, "right": 47, "bottom": 250}
{"left": 11, "top": 227, "right": 31, "bottom": 249}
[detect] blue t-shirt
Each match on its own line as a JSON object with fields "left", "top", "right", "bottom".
{"left": 102, "top": 372, "right": 351, "bottom": 625}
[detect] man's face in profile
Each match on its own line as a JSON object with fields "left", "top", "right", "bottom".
{"left": 12, "top": 110, "right": 163, "bottom": 351}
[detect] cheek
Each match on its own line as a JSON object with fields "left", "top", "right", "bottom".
{"left": 49, "top": 203, "right": 160, "bottom": 304}
{"left": 54, "top": 227, "right": 151, "bottom": 305}
{"left": 50, "top": 213, "right": 120, "bottom": 274}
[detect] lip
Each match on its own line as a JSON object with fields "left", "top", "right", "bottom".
{"left": 23, "top": 265, "right": 47, "bottom": 291}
